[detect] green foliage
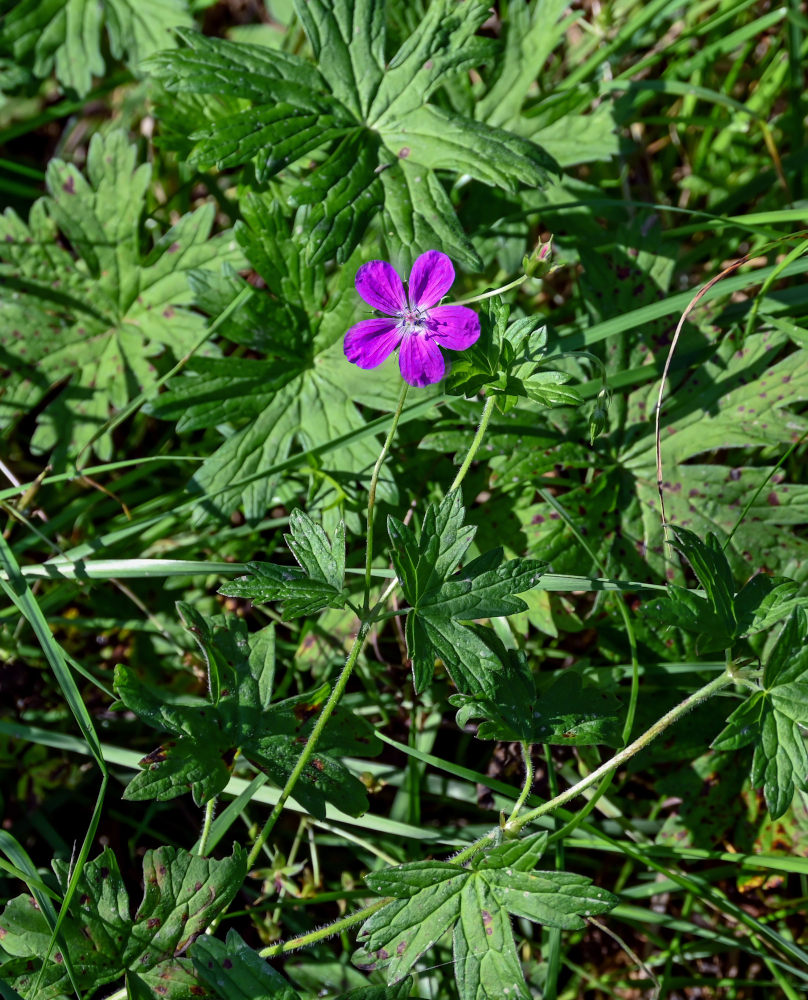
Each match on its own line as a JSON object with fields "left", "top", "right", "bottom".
{"left": 219, "top": 510, "right": 348, "bottom": 619}
{"left": 618, "top": 328, "right": 808, "bottom": 581}
{"left": 387, "top": 490, "right": 546, "bottom": 694}
{"left": 146, "top": 0, "right": 558, "bottom": 267}
{"left": 451, "top": 656, "right": 623, "bottom": 747}
{"left": 714, "top": 610, "right": 808, "bottom": 820}
{"left": 115, "top": 608, "right": 381, "bottom": 818}
{"left": 457, "top": 325, "right": 808, "bottom": 586}
{"left": 192, "top": 930, "right": 413, "bottom": 1000}
{"left": 2, "top": 1, "right": 808, "bottom": 998}
{"left": 0, "top": 845, "right": 246, "bottom": 999}
{"left": 0, "top": 130, "right": 242, "bottom": 462}
{"left": 355, "top": 832, "right": 616, "bottom": 1000}
{"left": 643, "top": 527, "right": 808, "bottom": 653}
{"left": 0, "top": 0, "right": 192, "bottom": 95}
{"left": 446, "top": 297, "right": 583, "bottom": 413}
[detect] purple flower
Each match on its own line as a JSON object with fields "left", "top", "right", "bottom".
{"left": 344, "top": 250, "right": 480, "bottom": 387}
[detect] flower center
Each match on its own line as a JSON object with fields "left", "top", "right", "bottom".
{"left": 400, "top": 306, "right": 426, "bottom": 331}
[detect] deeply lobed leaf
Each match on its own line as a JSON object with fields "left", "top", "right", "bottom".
{"left": 451, "top": 655, "right": 623, "bottom": 746}
{"left": 219, "top": 510, "right": 347, "bottom": 619}
{"left": 356, "top": 842, "right": 616, "bottom": 999}
{"left": 389, "top": 491, "right": 546, "bottom": 694}
{"left": 713, "top": 610, "right": 808, "bottom": 818}
{"left": 116, "top": 609, "right": 380, "bottom": 817}
{"left": 145, "top": 2, "right": 556, "bottom": 266}
{"left": 642, "top": 527, "right": 808, "bottom": 653}
{"left": 0, "top": 131, "right": 242, "bottom": 462}
{"left": 0, "top": 0, "right": 192, "bottom": 95}
{"left": 0, "top": 846, "right": 245, "bottom": 999}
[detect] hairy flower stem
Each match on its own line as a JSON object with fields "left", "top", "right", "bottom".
{"left": 453, "top": 274, "right": 528, "bottom": 306}
{"left": 247, "top": 392, "right": 411, "bottom": 870}
{"left": 505, "top": 669, "right": 735, "bottom": 835}
{"left": 260, "top": 897, "right": 389, "bottom": 959}
{"left": 198, "top": 797, "right": 216, "bottom": 857}
{"left": 247, "top": 621, "right": 371, "bottom": 870}
{"left": 247, "top": 668, "right": 739, "bottom": 958}
{"left": 450, "top": 394, "right": 496, "bottom": 492}
{"left": 364, "top": 382, "right": 409, "bottom": 613}
{"left": 506, "top": 741, "right": 534, "bottom": 824}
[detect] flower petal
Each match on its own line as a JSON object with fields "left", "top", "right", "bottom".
{"left": 344, "top": 317, "right": 403, "bottom": 369}
{"left": 426, "top": 305, "right": 480, "bottom": 351}
{"left": 408, "top": 250, "right": 455, "bottom": 309}
{"left": 355, "top": 260, "right": 407, "bottom": 314}
{"left": 399, "top": 333, "right": 445, "bottom": 387}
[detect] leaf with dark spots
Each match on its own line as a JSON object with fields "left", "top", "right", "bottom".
{"left": 192, "top": 929, "right": 301, "bottom": 1000}
{"left": 0, "top": 847, "right": 242, "bottom": 998}
{"left": 116, "top": 610, "right": 380, "bottom": 817}
{"left": 356, "top": 848, "right": 615, "bottom": 998}
{"left": 641, "top": 527, "right": 808, "bottom": 651}
{"left": 141, "top": 744, "right": 173, "bottom": 765}
{"left": 126, "top": 846, "right": 247, "bottom": 962}
{"left": 293, "top": 700, "right": 321, "bottom": 724}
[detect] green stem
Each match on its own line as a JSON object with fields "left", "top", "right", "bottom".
{"left": 253, "top": 660, "right": 730, "bottom": 963}
{"left": 255, "top": 656, "right": 781, "bottom": 968}
{"left": 259, "top": 897, "right": 389, "bottom": 958}
{"left": 258, "top": 670, "right": 732, "bottom": 960}
{"left": 451, "top": 830, "right": 500, "bottom": 867}
{"left": 506, "top": 742, "right": 534, "bottom": 824}
{"left": 364, "top": 382, "right": 409, "bottom": 612}
{"left": 370, "top": 607, "right": 407, "bottom": 623}
{"left": 246, "top": 621, "right": 371, "bottom": 870}
{"left": 247, "top": 384, "right": 410, "bottom": 866}
{"left": 453, "top": 274, "right": 527, "bottom": 306}
{"left": 506, "top": 670, "right": 735, "bottom": 835}
{"left": 450, "top": 395, "right": 496, "bottom": 492}
{"left": 198, "top": 798, "right": 216, "bottom": 857}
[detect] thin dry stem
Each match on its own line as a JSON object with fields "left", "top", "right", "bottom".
{"left": 654, "top": 250, "right": 757, "bottom": 547}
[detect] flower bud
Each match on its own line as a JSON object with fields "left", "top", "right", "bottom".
{"left": 523, "top": 235, "right": 554, "bottom": 278}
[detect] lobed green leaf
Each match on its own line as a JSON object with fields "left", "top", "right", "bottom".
{"left": 357, "top": 846, "right": 616, "bottom": 999}
{"left": 0, "top": 846, "right": 245, "bottom": 999}
{"left": 116, "top": 610, "right": 379, "bottom": 817}
{"left": 452, "top": 657, "right": 623, "bottom": 747}
{"left": 713, "top": 610, "right": 808, "bottom": 818}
